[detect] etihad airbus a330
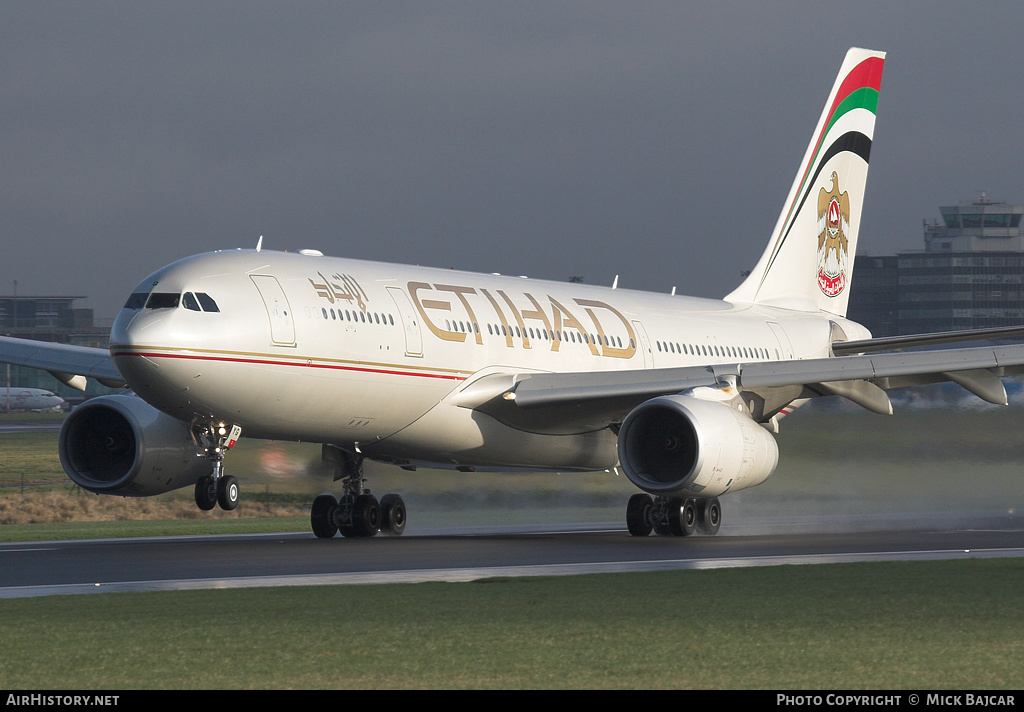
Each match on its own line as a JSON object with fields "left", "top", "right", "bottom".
{"left": 4, "top": 47, "right": 1024, "bottom": 538}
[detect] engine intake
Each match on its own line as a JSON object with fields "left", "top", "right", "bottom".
{"left": 617, "top": 394, "right": 778, "bottom": 496}
{"left": 59, "top": 394, "right": 211, "bottom": 496}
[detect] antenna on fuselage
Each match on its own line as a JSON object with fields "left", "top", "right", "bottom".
{"left": 256, "top": 235, "right": 263, "bottom": 252}
{"left": 612, "top": 275, "right": 619, "bottom": 289}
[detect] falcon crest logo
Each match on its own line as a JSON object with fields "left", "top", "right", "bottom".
{"left": 816, "top": 171, "right": 851, "bottom": 297}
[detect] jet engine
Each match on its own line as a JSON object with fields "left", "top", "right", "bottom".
{"left": 617, "top": 394, "right": 778, "bottom": 497}
{"left": 59, "top": 394, "right": 211, "bottom": 497}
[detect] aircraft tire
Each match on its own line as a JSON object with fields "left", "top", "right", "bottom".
{"left": 217, "top": 475, "right": 240, "bottom": 511}
{"left": 352, "top": 494, "right": 381, "bottom": 537}
{"left": 668, "top": 497, "right": 696, "bottom": 537}
{"left": 311, "top": 494, "right": 339, "bottom": 539}
{"left": 697, "top": 497, "right": 722, "bottom": 535}
{"left": 626, "top": 493, "right": 654, "bottom": 537}
{"left": 195, "top": 476, "right": 217, "bottom": 511}
{"left": 380, "top": 494, "right": 407, "bottom": 535}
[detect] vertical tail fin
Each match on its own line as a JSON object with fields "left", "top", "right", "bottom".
{"left": 726, "top": 48, "right": 885, "bottom": 316}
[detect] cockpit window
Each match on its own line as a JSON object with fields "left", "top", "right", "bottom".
{"left": 146, "top": 293, "right": 180, "bottom": 309}
{"left": 196, "top": 293, "right": 220, "bottom": 312}
{"left": 123, "top": 293, "right": 149, "bottom": 310}
{"left": 181, "top": 291, "right": 220, "bottom": 312}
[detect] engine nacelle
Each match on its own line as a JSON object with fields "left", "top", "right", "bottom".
{"left": 617, "top": 394, "right": 778, "bottom": 497}
{"left": 59, "top": 394, "right": 211, "bottom": 497}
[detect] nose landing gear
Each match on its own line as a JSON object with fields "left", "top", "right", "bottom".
{"left": 192, "top": 421, "right": 242, "bottom": 511}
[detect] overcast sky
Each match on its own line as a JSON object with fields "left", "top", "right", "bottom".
{"left": 2, "top": 1, "right": 1022, "bottom": 319}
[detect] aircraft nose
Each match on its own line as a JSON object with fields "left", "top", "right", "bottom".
{"left": 109, "top": 306, "right": 176, "bottom": 396}
{"left": 110, "top": 305, "right": 146, "bottom": 348}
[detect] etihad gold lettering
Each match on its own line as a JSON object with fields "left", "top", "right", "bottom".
{"left": 498, "top": 291, "right": 530, "bottom": 349}
{"left": 406, "top": 280, "right": 637, "bottom": 360}
{"left": 408, "top": 282, "right": 465, "bottom": 342}
{"left": 435, "top": 285, "right": 483, "bottom": 345}
{"left": 574, "top": 298, "right": 636, "bottom": 359}
{"left": 549, "top": 296, "right": 599, "bottom": 356}
{"left": 501, "top": 291, "right": 555, "bottom": 351}
{"left": 479, "top": 288, "right": 513, "bottom": 347}
{"left": 309, "top": 272, "right": 368, "bottom": 311}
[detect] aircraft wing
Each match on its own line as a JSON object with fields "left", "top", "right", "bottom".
{"left": 832, "top": 324, "right": 1024, "bottom": 355}
{"left": 0, "top": 336, "right": 124, "bottom": 391}
{"left": 469, "top": 342, "right": 1024, "bottom": 435}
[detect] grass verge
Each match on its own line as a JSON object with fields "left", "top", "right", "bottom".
{"left": 0, "top": 558, "right": 1021, "bottom": 689}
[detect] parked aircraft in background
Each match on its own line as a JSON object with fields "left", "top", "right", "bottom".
{"left": 3, "top": 48, "right": 1024, "bottom": 539}
{"left": 0, "top": 387, "right": 65, "bottom": 412}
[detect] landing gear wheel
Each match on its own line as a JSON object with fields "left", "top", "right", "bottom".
{"left": 697, "top": 497, "right": 722, "bottom": 535}
{"left": 626, "top": 493, "right": 654, "bottom": 537}
{"left": 311, "top": 494, "right": 339, "bottom": 539}
{"left": 194, "top": 476, "right": 217, "bottom": 511}
{"left": 668, "top": 497, "right": 697, "bottom": 537}
{"left": 192, "top": 421, "right": 242, "bottom": 512}
{"left": 352, "top": 494, "right": 381, "bottom": 537}
{"left": 380, "top": 494, "right": 407, "bottom": 535}
{"left": 217, "top": 475, "right": 239, "bottom": 511}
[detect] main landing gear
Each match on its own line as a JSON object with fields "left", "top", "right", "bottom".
{"left": 311, "top": 445, "right": 407, "bottom": 538}
{"left": 193, "top": 421, "right": 243, "bottom": 512}
{"left": 626, "top": 493, "right": 722, "bottom": 537}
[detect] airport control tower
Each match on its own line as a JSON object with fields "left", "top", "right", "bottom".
{"left": 849, "top": 195, "right": 1024, "bottom": 336}
{"left": 923, "top": 194, "right": 1024, "bottom": 252}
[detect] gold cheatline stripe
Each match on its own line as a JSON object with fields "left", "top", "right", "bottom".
{"left": 110, "top": 344, "right": 472, "bottom": 377}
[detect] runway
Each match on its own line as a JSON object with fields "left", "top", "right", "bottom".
{"left": 0, "top": 420, "right": 63, "bottom": 433}
{"left": 2, "top": 511, "right": 1022, "bottom": 599}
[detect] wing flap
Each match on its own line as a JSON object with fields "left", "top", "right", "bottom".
{"left": 739, "top": 343, "right": 1024, "bottom": 388}
{"left": 478, "top": 343, "right": 1024, "bottom": 434}
{"left": 510, "top": 365, "right": 720, "bottom": 408}
{"left": 833, "top": 325, "right": 1024, "bottom": 355}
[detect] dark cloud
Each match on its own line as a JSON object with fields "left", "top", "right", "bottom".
{"left": 2, "top": 2, "right": 1022, "bottom": 318}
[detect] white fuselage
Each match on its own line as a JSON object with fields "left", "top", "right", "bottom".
{"left": 109, "top": 249, "right": 868, "bottom": 471}
{"left": 0, "top": 388, "right": 64, "bottom": 412}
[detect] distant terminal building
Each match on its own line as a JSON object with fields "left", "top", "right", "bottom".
{"left": 848, "top": 196, "right": 1024, "bottom": 337}
{"left": 0, "top": 295, "right": 112, "bottom": 400}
